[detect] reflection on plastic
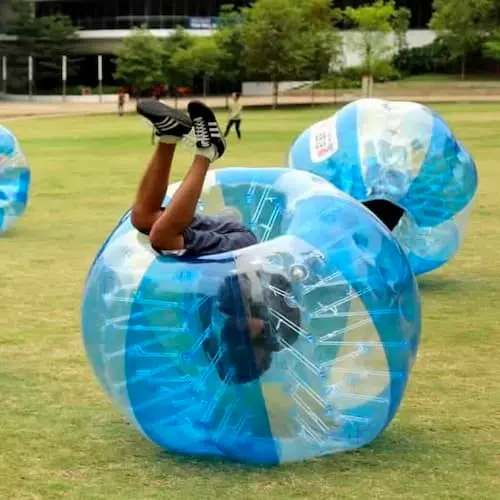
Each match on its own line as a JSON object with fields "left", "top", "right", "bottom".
{"left": 82, "top": 167, "right": 421, "bottom": 465}
{"left": 0, "top": 125, "right": 30, "bottom": 233}
{"left": 288, "top": 99, "right": 478, "bottom": 275}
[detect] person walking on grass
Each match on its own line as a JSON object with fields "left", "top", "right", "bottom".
{"left": 131, "top": 98, "right": 301, "bottom": 384}
{"left": 224, "top": 92, "right": 243, "bottom": 140}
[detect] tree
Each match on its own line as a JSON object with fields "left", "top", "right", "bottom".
{"left": 35, "top": 14, "right": 79, "bottom": 85}
{"left": 172, "top": 37, "right": 219, "bottom": 96}
{"left": 243, "top": 0, "right": 308, "bottom": 109}
{"left": 213, "top": 4, "right": 247, "bottom": 93}
{"left": 0, "top": 0, "right": 13, "bottom": 33}
{"left": 344, "top": 0, "right": 398, "bottom": 79}
{"left": 430, "top": 0, "right": 493, "bottom": 80}
{"left": 163, "top": 27, "right": 195, "bottom": 99}
{"left": 114, "top": 27, "right": 165, "bottom": 94}
{"left": 294, "top": 0, "right": 343, "bottom": 104}
{"left": 483, "top": 31, "right": 500, "bottom": 68}
{"left": 0, "top": 0, "right": 78, "bottom": 92}
{"left": 391, "top": 7, "right": 411, "bottom": 52}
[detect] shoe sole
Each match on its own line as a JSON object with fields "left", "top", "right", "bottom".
{"left": 137, "top": 99, "right": 192, "bottom": 129}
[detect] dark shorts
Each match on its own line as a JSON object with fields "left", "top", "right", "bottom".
{"left": 182, "top": 215, "right": 257, "bottom": 256}
{"left": 138, "top": 214, "right": 258, "bottom": 257}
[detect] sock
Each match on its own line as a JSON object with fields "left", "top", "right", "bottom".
{"left": 158, "top": 135, "right": 182, "bottom": 144}
{"left": 196, "top": 145, "right": 218, "bottom": 163}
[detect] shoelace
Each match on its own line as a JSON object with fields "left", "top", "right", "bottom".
{"left": 194, "top": 117, "right": 211, "bottom": 147}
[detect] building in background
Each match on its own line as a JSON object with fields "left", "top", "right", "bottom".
{"left": 33, "top": 0, "right": 252, "bottom": 30}
{"left": 32, "top": 0, "right": 436, "bottom": 64}
{"left": 31, "top": 0, "right": 433, "bottom": 30}
{"left": 1, "top": 1, "right": 436, "bottom": 92}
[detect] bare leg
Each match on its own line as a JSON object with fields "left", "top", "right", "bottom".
{"left": 149, "top": 154, "right": 211, "bottom": 251}
{"left": 130, "top": 142, "right": 176, "bottom": 234}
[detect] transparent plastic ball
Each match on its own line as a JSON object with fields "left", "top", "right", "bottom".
{"left": 82, "top": 168, "right": 421, "bottom": 465}
{"left": 288, "top": 99, "right": 478, "bottom": 275}
{"left": 0, "top": 125, "right": 30, "bottom": 233}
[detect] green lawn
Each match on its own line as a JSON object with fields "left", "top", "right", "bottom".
{"left": 1, "top": 105, "right": 499, "bottom": 499}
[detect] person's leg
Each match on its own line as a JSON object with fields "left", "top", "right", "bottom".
{"left": 149, "top": 154, "right": 210, "bottom": 250}
{"left": 235, "top": 120, "right": 242, "bottom": 140}
{"left": 224, "top": 119, "right": 234, "bottom": 137}
{"left": 148, "top": 100, "right": 227, "bottom": 251}
{"left": 131, "top": 98, "right": 193, "bottom": 234}
{"left": 131, "top": 143, "right": 176, "bottom": 234}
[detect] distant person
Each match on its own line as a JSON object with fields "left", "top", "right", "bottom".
{"left": 224, "top": 92, "right": 243, "bottom": 140}
{"left": 118, "top": 90, "right": 126, "bottom": 117}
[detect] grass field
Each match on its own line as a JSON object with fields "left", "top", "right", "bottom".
{"left": 1, "top": 104, "right": 499, "bottom": 499}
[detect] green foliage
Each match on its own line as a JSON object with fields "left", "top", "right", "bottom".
{"left": 293, "top": 0, "right": 343, "bottom": 29}
{"left": 114, "top": 27, "right": 165, "bottom": 92}
{"left": 344, "top": 0, "right": 399, "bottom": 77}
{"left": 345, "top": 0, "right": 395, "bottom": 32}
{"left": 163, "top": 27, "right": 195, "bottom": 90}
{"left": 301, "top": 30, "right": 343, "bottom": 81}
{"left": 243, "top": 0, "right": 307, "bottom": 107}
{"left": 393, "top": 38, "right": 453, "bottom": 76}
{"left": 430, "top": 0, "right": 493, "bottom": 79}
{"left": 183, "top": 38, "right": 219, "bottom": 78}
{"left": 213, "top": 4, "right": 246, "bottom": 87}
{"left": 391, "top": 7, "right": 411, "bottom": 52}
{"left": 316, "top": 73, "right": 361, "bottom": 90}
{"left": 0, "top": 0, "right": 78, "bottom": 90}
{"left": 482, "top": 25, "right": 500, "bottom": 62}
{"left": 34, "top": 14, "right": 79, "bottom": 79}
{"left": 484, "top": 33, "right": 500, "bottom": 62}
{"left": 295, "top": 0, "right": 343, "bottom": 81}
{"left": 243, "top": 0, "right": 344, "bottom": 107}
{"left": 318, "top": 62, "right": 401, "bottom": 89}
{"left": 171, "top": 37, "right": 219, "bottom": 94}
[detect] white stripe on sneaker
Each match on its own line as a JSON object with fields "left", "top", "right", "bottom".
{"left": 158, "top": 124, "right": 181, "bottom": 132}
{"left": 156, "top": 117, "right": 178, "bottom": 128}
{"left": 156, "top": 116, "right": 176, "bottom": 125}
{"left": 158, "top": 124, "right": 179, "bottom": 132}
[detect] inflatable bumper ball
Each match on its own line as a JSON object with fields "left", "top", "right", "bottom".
{"left": 288, "top": 99, "right": 478, "bottom": 275}
{"left": 0, "top": 125, "right": 30, "bottom": 233}
{"left": 82, "top": 167, "right": 421, "bottom": 465}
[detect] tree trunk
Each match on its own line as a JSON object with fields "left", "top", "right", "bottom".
{"left": 203, "top": 73, "right": 208, "bottom": 97}
{"left": 311, "top": 82, "right": 315, "bottom": 107}
{"left": 461, "top": 54, "right": 466, "bottom": 81}
{"left": 272, "top": 79, "right": 278, "bottom": 110}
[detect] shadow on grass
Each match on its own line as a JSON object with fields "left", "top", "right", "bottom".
{"left": 0, "top": 227, "right": 20, "bottom": 239}
{"left": 150, "top": 423, "right": 437, "bottom": 475}
{"left": 418, "top": 276, "right": 473, "bottom": 294}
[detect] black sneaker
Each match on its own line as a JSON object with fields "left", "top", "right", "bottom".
{"left": 137, "top": 99, "right": 192, "bottom": 139}
{"left": 187, "top": 100, "right": 226, "bottom": 160}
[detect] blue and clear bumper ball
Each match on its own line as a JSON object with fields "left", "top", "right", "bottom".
{"left": 0, "top": 125, "right": 30, "bottom": 233}
{"left": 288, "top": 99, "right": 478, "bottom": 275}
{"left": 82, "top": 168, "right": 421, "bottom": 465}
